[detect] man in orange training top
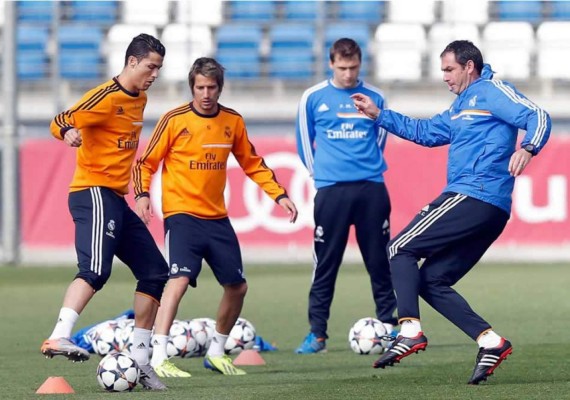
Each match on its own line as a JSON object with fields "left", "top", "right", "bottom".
{"left": 42, "top": 34, "right": 168, "bottom": 391}
{"left": 133, "top": 57, "right": 298, "bottom": 377}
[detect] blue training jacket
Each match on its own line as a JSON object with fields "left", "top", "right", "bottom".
{"left": 375, "top": 64, "right": 551, "bottom": 215}
{"left": 296, "top": 79, "right": 388, "bottom": 189}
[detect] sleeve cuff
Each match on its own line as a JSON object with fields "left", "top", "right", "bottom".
{"left": 135, "top": 192, "right": 150, "bottom": 200}
{"left": 60, "top": 126, "right": 73, "bottom": 139}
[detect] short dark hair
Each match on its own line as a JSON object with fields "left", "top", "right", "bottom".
{"left": 441, "top": 40, "right": 483, "bottom": 75}
{"left": 124, "top": 33, "right": 165, "bottom": 66}
{"left": 329, "top": 38, "right": 362, "bottom": 63}
{"left": 188, "top": 57, "right": 225, "bottom": 94}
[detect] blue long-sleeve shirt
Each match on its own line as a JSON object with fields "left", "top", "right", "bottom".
{"left": 375, "top": 65, "right": 551, "bottom": 214}
{"left": 296, "top": 79, "right": 388, "bottom": 189}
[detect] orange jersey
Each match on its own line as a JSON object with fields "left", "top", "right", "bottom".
{"left": 134, "top": 103, "right": 288, "bottom": 219}
{"left": 50, "top": 78, "right": 147, "bottom": 195}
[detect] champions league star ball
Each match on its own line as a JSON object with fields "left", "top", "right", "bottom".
{"left": 185, "top": 318, "right": 214, "bottom": 357}
{"left": 194, "top": 317, "right": 216, "bottom": 339}
{"left": 192, "top": 317, "right": 216, "bottom": 356}
{"left": 89, "top": 320, "right": 124, "bottom": 356}
{"left": 96, "top": 352, "right": 140, "bottom": 392}
{"left": 224, "top": 317, "right": 256, "bottom": 355}
{"left": 166, "top": 320, "right": 196, "bottom": 358}
{"left": 348, "top": 317, "right": 389, "bottom": 355}
{"left": 118, "top": 319, "right": 135, "bottom": 354}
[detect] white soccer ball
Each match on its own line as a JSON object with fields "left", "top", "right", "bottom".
{"left": 89, "top": 320, "right": 123, "bottom": 356}
{"left": 184, "top": 318, "right": 214, "bottom": 357}
{"left": 96, "top": 352, "right": 140, "bottom": 392}
{"left": 224, "top": 317, "right": 256, "bottom": 355}
{"left": 117, "top": 319, "right": 135, "bottom": 354}
{"left": 348, "top": 317, "right": 389, "bottom": 355}
{"left": 193, "top": 317, "right": 216, "bottom": 356}
{"left": 194, "top": 317, "right": 216, "bottom": 337}
{"left": 166, "top": 320, "right": 195, "bottom": 358}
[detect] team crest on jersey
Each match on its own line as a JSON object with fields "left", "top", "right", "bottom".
{"left": 469, "top": 95, "right": 478, "bottom": 107}
{"left": 224, "top": 127, "right": 232, "bottom": 138}
{"left": 314, "top": 226, "right": 324, "bottom": 243}
{"left": 382, "top": 219, "right": 390, "bottom": 235}
{"left": 170, "top": 263, "right": 179, "bottom": 274}
{"left": 106, "top": 219, "right": 116, "bottom": 238}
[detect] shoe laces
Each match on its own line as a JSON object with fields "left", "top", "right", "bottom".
{"left": 161, "top": 360, "right": 179, "bottom": 372}
{"left": 221, "top": 355, "right": 234, "bottom": 364}
{"left": 380, "top": 334, "right": 396, "bottom": 348}
{"left": 304, "top": 333, "right": 316, "bottom": 342}
{"left": 306, "top": 333, "right": 324, "bottom": 344}
{"left": 139, "top": 365, "right": 156, "bottom": 379}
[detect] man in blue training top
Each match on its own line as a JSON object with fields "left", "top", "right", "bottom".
{"left": 295, "top": 38, "right": 397, "bottom": 354}
{"left": 352, "top": 40, "right": 551, "bottom": 384}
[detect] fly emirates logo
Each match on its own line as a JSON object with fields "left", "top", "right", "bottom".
{"left": 189, "top": 152, "right": 226, "bottom": 170}
{"left": 327, "top": 123, "right": 367, "bottom": 139}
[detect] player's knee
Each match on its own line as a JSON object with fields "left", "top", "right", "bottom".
{"left": 75, "top": 270, "right": 111, "bottom": 291}
{"left": 136, "top": 263, "right": 169, "bottom": 302}
{"left": 420, "top": 271, "right": 452, "bottom": 288}
{"left": 136, "top": 279, "right": 166, "bottom": 303}
{"left": 225, "top": 281, "right": 248, "bottom": 299}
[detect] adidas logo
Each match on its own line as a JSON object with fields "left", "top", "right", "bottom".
{"left": 179, "top": 128, "right": 190, "bottom": 136}
{"left": 116, "top": 106, "right": 124, "bottom": 115}
{"left": 318, "top": 103, "right": 329, "bottom": 112}
{"left": 136, "top": 342, "right": 147, "bottom": 349}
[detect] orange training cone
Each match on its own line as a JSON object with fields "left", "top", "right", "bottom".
{"left": 233, "top": 349, "right": 266, "bottom": 366}
{"left": 36, "top": 376, "right": 75, "bottom": 394}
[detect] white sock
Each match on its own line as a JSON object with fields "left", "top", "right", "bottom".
{"left": 477, "top": 330, "right": 502, "bottom": 349}
{"left": 130, "top": 327, "right": 152, "bottom": 366}
{"left": 49, "top": 307, "right": 79, "bottom": 339}
{"left": 150, "top": 334, "right": 169, "bottom": 367}
{"left": 206, "top": 329, "right": 228, "bottom": 357}
{"left": 400, "top": 320, "right": 422, "bottom": 338}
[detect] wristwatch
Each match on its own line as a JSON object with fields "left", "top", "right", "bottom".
{"left": 523, "top": 144, "right": 536, "bottom": 156}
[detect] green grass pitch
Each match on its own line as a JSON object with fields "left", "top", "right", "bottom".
{"left": 1, "top": 262, "right": 569, "bottom": 399}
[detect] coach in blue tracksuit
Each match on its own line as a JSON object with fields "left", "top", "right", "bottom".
{"left": 294, "top": 38, "right": 397, "bottom": 354}
{"left": 352, "top": 40, "right": 551, "bottom": 384}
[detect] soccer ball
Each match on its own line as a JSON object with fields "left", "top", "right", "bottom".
{"left": 194, "top": 317, "right": 216, "bottom": 337}
{"left": 186, "top": 318, "right": 215, "bottom": 357}
{"left": 89, "top": 320, "right": 123, "bottom": 356}
{"left": 96, "top": 352, "right": 140, "bottom": 392}
{"left": 166, "top": 320, "right": 195, "bottom": 358}
{"left": 193, "top": 317, "right": 216, "bottom": 356}
{"left": 224, "top": 317, "right": 256, "bottom": 355}
{"left": 117, "top": 319, "right": 135, "bottom": 354}
{"left": 348, "top": 317, "right": 389, "bottom": 355}
{"left": 197, "top": 317, "right": 216, "bottom": 354}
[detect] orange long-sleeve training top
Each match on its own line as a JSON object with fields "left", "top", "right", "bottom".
{"left": 133, "top": 102, "right": 288, "bottom": 219}
{"left": 50, "top": 78, "right": 146, "bottom": 195}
